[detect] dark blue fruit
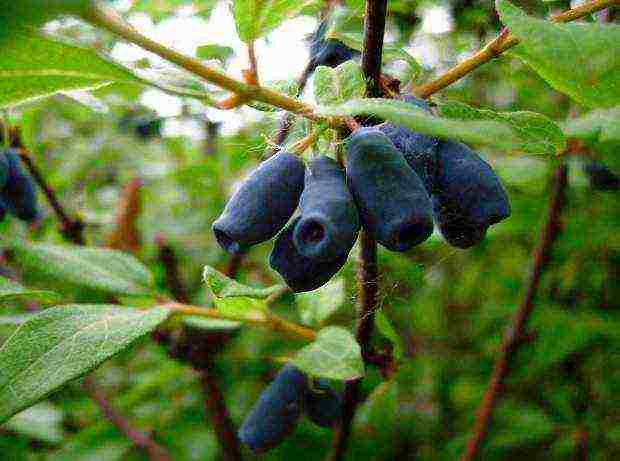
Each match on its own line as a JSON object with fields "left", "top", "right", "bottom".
{"left": 305, "top": 379, "right": 342, "bottom": 429}
{"left": 308, "top": 20, "right": 359, "bottom": 72}
{"left": 293, "top": 156, "right": 360, "bottom": 262}
{"left": 1, "top": 149, "right": 40, "bottom": 222}
{"left": 345, "top": 128, "right": 433, "bottom": 252}
{"left": 238, "top": 364, "right": 308, "bottom": 453}
{"left": 583, "top": 160, "right": 619, "bottom": 191}
{"left": 377, "top": 95, "right": 438, "bottom": 193}
{"left": 212, "top": 153, "right": 305, "bottom": 254}
{"left": 270, "top": 217, "right": 349, "bottom": 293}
{"left": 433, "top": 140, "right": 510, "bottom": 248}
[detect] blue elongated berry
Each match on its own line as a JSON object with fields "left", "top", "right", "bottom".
{"left": 270, "top": 217, "right": 349, "bottom": 292}
{"left": 345, "top": 128, "right": 433, "bottom": 252}
{"left": 238, "top": 365, "right": 309, "bottom": 453}
{"left": 305, "top": 379, "right": 342, "bottom": 428}
{"left": 308, "top": 21, "right": 359, "bottom": 72}
{"left": 377, "top": 95, "right": 438, "bottom": 193}
{"left": 583, "top": 159, "right": 619, "bottom": 191}
{"left": 433, "top": 140, "right": 510, "bottom": 248}
{"left": 293, "top": 156, "right": 360, "bottom": 262}
{"left": 1, "top": 149, "right": 40, "bottom": 222}
{"left": 212, "top": 153, "right": 305, "bottom": 254}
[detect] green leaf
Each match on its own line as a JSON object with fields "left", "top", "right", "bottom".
{"left": 561, "top": 106, "right": 620, "bottom": 142}
{"left": 313, "top": 61, "right": 365, "bottom": 106}
{"left": 202, "top": 265, "right": 283, "bottom": 321}
{"left": 319, "top": 98, "right": 547, "bottom": 153}
{"left": 182, "top": 316, "right": 241, "bottom": 332}
{"left": 248, "top": 79, "right": 299, "bottom": 112}
{"left": 293, "top": 326, "right": 364, "bottom": 380}
{"left": 0, "top": 31, "right": 142, "bottom": 109}
{"left": 232, "top": 0, "right": 319, "bottom": 43}
{"left": 11, "top": 242, "right": 155, "bottom": 297}
{"left": 296, "top": 277, "right": 346, "bottom": 327}
{"left": 0, "top": 304, "right": 170, "bottom": 423}
{"left": 374, "top": 310, "right": 404, "bottom": 361}
{"left": 196, "top": 44, "right": 235, "bottom": 64}
{"left": 497, "top": 0, "right": 620, "bottom": 109}
{"left": 437, "top": 100, "right": 566, "bottom": 155}
{"left": 0, "top": 0, "right": 91, "bottom": 32}
{"left": 0, "top": 276, "right": 61, "bottom": 307}
{"left": 4, "top": 402, "right": 65, "bottom": 444}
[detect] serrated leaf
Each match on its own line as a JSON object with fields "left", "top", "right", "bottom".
{"left": 248, "top": 79, "right": 299, "bottom": 112}
{"left": 438, "top": 100, "right": 566, "bottom": 155}
{"left": 293, "top": 326, "right": 364, "bottom": 380}
{"left": 313, "top": 61, "right": 365, "bottom": 106}
{"left": 0, "top": 31, "right": 143, "bottom": 109}
{"left": 0, "top": 304, "right": 170, "bottom": 423}
{"left": 0, "top": 276, "right": 61, "bottom": 307}
{"left": 319, "top": 98, "right": 531, "bottom": 152}
{"left": 497, "top": 0, "right": 620, "bottom": 109}
{"left": 232, "top": 0, "right": 318, "bottom": 43}
{"left": 11, "top": 242, "right": 155, "bottom": 297}
{"left": 561, "top": 106, "right": 620, "bottom": 142}
{"left": 202, "top": 265, "right": 283, "bottom": 321}
{"left": 196, "top": 44, "right": 235, "bottom": 64}
{"left": 296, "top": 277, "right": 346, "bottom": 327}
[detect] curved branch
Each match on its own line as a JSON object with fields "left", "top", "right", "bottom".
{"left": 460, "top": 163, "right": 569, "bottom": 461}
{"left": 414, "top": 0, "right": 618, "bottom": 98}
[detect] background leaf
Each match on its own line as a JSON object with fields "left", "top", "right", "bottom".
{"left": 497, "top": 0, "right": 620, "bottom": 109}
{"left": 11, "top": 243, "right": 155, "bottom": 297}
{"left": 561, "top": 107, "right": 620, "bottom": 142}
{"left": 293, "top": 326, "right": 364, "bottom": 380}
{"left": 296, "top": 277, "right": 346, "bottom": 327}
{"left": 0, "top": 31, "right": 142, "bottom": 109}
{"left": 0, "top": 276, "right": 61, "bottom": 307}
{"left": 232, "top": 0, "right": 319, "bottom": 42}
{"left": 313, "top": 61, "right": 365, "bottom": 106}
{"left": 0, "top": 305, "right": 169, "bottom": 423}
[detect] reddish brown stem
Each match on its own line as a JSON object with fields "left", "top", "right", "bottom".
{"left": 460, "top": 163, "right": 569, "bottom": 461}
{"left": 83, "top": 376, "right": 171, "bottom": 461}
{"left": 200, "top": 370, "right": 243, "bottom": 461}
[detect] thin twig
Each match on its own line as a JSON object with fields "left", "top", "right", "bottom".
{"left": 414, "top": 0, "right": 618, "bottom": 98}
{"left": 328, "top": 3, "right": 386, "bottom": 458}
{"left": 460, "top": 163, "right": 569, "bottom": 461}
{"left": 82, "top": 376, "right": 172, "bottom": 461}
{"left": 10, "top": 129, "right": 85, "bottom": 244}
{"left": 85, "top": 3, "right": 318, "bottom": 120}
{"left": 200, "top": 370, "right": 243, "bottom": 461}
{"left": 156, "top": 237, "right": 190, "bottom": 304}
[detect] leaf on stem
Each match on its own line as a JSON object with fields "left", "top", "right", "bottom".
{"left": 0, "top": 276, "right": 61, "bottom": 307}
{"left": 314, "top": 61, "right": 365, "bottom": 106}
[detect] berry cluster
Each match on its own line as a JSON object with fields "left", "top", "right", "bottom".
{"left": 0, "top": 149, "right": 40, "bottom": 223}
{"left": 212, "top": 97, "right": 510, "bottom": 292}
{"left": 238, "top": 364, "right": 341, "bottom": 453}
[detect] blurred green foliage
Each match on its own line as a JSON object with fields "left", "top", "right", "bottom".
{"left": 0, "top": 0, "right": 618, "bottom": 460}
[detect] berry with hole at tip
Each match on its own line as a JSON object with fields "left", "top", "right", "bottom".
{"left": 270, "top": 217, "right": 349, "bottom": 293}
{"left": 238, "top": 364, "right": 308, "bottom": 454}
{"left": 293, "top": 156, "right": 360, "bottom": 262}
{"left": 212, "top": 152, "right": 305, "bottom": 254}
{"left": 345, "top": 127, "right": 433, "bottom": 252}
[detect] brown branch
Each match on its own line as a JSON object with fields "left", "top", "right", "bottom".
{"left": 361, "top": 0, "right": 387, "bottom": 98}
{"left": 156, "top": 237, "right": 190, "bottom": 304}
{"left": 106, "top": 178, "right": 143, "bottom": 254}
{"left": 460, "top": 163, "right": 569, "bottom": 461}
{"left": 200, "top": 370, "right": 243, "bottom": 461}
{"left": 414, "top": 0, "right": 618, "bottom": 98}
{"left": 9, "top": 128, "right": 85, "bottom": 244}
{"left": 82, "top": 376, "right": 171, "bottom": 461}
